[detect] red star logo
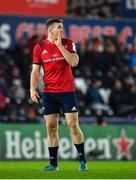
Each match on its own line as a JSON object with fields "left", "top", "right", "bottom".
{"left": 113, "top": 129, "right": 134, "bottom": 160}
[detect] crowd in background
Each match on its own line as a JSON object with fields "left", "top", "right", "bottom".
{"left": 0, "top": 34, "right": 136, "bottom": 123}
{"left": 75, "top": 36, "right": 136, "bottom": 117}
{"left": 67, "top": 0, "right": 120, "bottom": 19}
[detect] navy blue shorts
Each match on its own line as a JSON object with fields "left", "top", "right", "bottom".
{"left": 41, "top": 92, "right": 78, "bottom": 115}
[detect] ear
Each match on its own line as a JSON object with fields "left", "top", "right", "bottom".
{"left": 48, "top": 27, "right": 52, "bottom": 34}
{"left": 49, "top": 25, "right": 56, "bottom": 34}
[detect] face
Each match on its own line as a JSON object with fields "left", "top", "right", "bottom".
{"left": 48, "top": 22, "right": 64, "bottom": 40}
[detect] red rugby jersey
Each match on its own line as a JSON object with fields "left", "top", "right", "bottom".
{"left": 33, "top": 38, "right": 77, "bottom": 92}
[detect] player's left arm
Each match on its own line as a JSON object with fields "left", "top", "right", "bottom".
{"left": 54, "top": 30, "right": 79, "bottom": 67}
{"left": 58, "top": 46, "right": 79, "bottom": 67}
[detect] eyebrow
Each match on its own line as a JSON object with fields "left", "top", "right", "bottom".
{"left": 58, "top": 25, "right": 64, "bottom": 28}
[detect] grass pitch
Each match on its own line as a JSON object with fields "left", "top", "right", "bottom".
{"left": 0, "top": 161, "right": 136, "bottom": 179}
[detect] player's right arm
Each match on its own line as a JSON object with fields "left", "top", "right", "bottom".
{"left": 30, "top": 44, "right": 42, "bottom": 103}
{"left": 30, "top": 64, "right": 41, "bottom": 103}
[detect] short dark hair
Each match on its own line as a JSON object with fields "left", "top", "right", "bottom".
{"left": 46, "top": 18, "right": 63, "bottom": 30}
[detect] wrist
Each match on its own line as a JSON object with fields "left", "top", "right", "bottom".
{"left": 30, "top": 88, "right": 36, "bottom": 92}
{"left": 57, "top": 44, "right": 63, "bottom": 49}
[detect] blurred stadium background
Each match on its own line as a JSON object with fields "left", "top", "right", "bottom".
{"left": 0, "top": 0, "right": 136, "bottom": 166}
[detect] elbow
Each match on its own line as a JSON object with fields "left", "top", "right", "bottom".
{"left": 71, "top": 57, "right": 79, "bottom": 67}
{"left": 71, "top": 61, "right": 78, "bottom": 67}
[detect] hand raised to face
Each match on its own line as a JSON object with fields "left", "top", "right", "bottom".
{"left": 53, "top": 29, "right": 62, "bottom": 47}
{"left": 49, "top": 22, "right": 63, "bottom": 46}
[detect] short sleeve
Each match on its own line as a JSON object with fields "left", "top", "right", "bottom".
{"left": 33, "top": 44, "right": 42, "bottom": 64}
{"left": 67, "top": 40, "right": 77, "bottom": 53}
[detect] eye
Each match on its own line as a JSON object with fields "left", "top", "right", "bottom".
{"left": 58, "top": 25, "right": 64, "bottom": 29}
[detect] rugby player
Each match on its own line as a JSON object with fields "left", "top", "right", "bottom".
{"left": 30, "top": 18, "right": 87, "bottom": 171}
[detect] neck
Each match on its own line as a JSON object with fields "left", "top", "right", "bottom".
{"left": 47, "top": 37, "right": 54, "bottom": 44}
{"left": 47, "top": 33, "right": 58, "bottom": 44}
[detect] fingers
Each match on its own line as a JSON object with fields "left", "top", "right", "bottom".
{"left": 36, "top": 92, "right": 40, "bottom": 99}
{"left": 35, "top": 93, "right": 40, "bottom": 103}
{"left": 30, "top": 91, "right": 40, "bottom": 104}
{"left": 31, "top": 96, "right": 39, "bottom": 104}
{"left": 54, "top": 30, "right": 62, "bottom": 46}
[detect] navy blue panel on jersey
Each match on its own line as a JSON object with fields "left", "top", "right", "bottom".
{"left": 41, "top": 92, "right": 78, "bottom": 115}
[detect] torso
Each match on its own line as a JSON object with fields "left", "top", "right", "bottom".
{"left": 35, "top": 38, "right": 75, "bottom": 92}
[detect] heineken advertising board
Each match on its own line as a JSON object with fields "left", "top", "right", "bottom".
{"left": 0, "top": 124, "right": 136, "bottom": 160}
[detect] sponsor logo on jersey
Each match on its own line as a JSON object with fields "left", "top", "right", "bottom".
{"left": 52, "top": 54, "right": 58, "bottom": 57}
{"left": 43, "top": 57, "right": 65, "bottom": 63}
{"left": 42, "top": 49, "right": 48, "bottom": 55}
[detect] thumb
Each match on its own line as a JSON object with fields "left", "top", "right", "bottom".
{"left": 36, "top": 92, "right": 40, "bottom": 98}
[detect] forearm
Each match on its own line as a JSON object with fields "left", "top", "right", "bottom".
{"left": 30, "top": 70, "right": 39, "bottom": 91}
{"left": 58, "top": 45, "right": 79, "bottom": 67}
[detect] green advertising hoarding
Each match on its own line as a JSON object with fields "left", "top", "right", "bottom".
{"left": 0, "top": 123, "right": 136, "bottom": 160}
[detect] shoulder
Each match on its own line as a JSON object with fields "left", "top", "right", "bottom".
{"left": 33, "top": 39, "right": 46, "bottom": 53}
{"left": 34, "top": 39, "right": 47, "bottom": 49}
{"left": 33, "top": 43, "right": 41, "bottom": 51}
{"left": 62, "top": 38, "right": 77, "bottom": 53}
